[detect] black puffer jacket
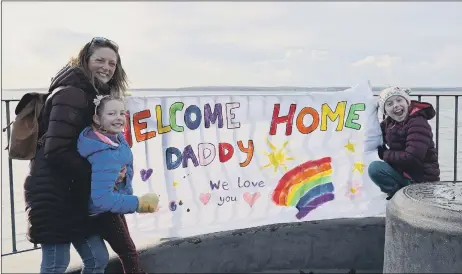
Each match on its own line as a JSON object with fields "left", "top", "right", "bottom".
{"left": 24, "top": 66, "right": 111, "bottom": 244}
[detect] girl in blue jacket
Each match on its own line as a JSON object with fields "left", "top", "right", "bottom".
{"left": 78, "top": 95, "right": 158, "bottom": 274}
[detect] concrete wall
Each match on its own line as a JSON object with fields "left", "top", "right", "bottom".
{"left": 384, "top": 183, "right": 462, "bottom": 273}
{"left": 68, "top": 217, "right": 385, "bottom": 273}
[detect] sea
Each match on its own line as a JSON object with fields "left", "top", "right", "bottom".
{"left": 2, "top": 87, "right": 461, "bottom": 255}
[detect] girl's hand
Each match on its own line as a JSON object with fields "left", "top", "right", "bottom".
{"left": 116, "top": 166, "right": 127, "bottom": 183}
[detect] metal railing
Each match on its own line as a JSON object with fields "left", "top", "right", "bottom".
{"left": 1, "top": 89, "right": 461, "bottom": 256}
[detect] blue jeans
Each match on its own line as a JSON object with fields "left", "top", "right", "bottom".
{"left": 368, "top": 161, "right": 411, "bottom": 197}
{"left": 40, "top": 235, "right": 109, "bottom": 274}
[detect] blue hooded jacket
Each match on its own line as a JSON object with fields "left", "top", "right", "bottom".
{"left": 77, "top": 127, "right": 139, "bottom": 215}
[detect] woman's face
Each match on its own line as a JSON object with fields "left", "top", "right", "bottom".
{"left": 87, "top": 47, "right": 117, "bottom": 84}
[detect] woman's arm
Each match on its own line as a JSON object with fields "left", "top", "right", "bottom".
{"left": 43, "top": 87, "right": 92, "bottom": 182}
{"left": 114, "top": 166, "right": 133, "bottom": 195}
{"left": 382, "top": 116, "right": 433, "bottom": 167}
{"left": 122, "top": 166, "right": 134, "bottom": 195}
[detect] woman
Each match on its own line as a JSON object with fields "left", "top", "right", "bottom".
{"left": 24, "top": 37, "right": 129, "bottom": 273}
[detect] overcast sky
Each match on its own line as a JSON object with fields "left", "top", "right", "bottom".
{"left": 2, "top": 2, "right": 462, "bottom": 89}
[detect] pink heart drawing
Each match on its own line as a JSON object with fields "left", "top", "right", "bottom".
{"left": 199, "top": 193, "right": 211, "bottom": 205}
{"left": 140, "top": 168, "right": 153, "bottom": 181}
{"left": 243, "top": 192, "right": 261, "bottom": 208}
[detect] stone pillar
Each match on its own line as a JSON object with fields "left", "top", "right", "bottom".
{"left": 384, "top": 182, "right": 462, "bottom": 273}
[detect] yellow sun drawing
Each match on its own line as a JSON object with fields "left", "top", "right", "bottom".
{"left": 261, "top": 138, "right": 295, "bottom": 172}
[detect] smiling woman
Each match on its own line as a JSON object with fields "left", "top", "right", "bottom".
{"left": 68, "top": 37, "right": 128, "bottom": 97}
{"left": 23, "top": 37, "right": 131, "bottom": 273}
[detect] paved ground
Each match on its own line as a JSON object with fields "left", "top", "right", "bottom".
{"left": 1, "top": 245, "right": 119, "bottom": 273}
{"left": 1, "top": 236, "right": 163, "bottom": 273}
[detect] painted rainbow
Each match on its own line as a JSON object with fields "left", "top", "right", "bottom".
{"left": 272, "top": 157, "right": 335, "bottom": 219}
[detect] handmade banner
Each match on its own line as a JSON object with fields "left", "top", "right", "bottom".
{"left": 123, "top": 83, "right": 386, "bottom": 239}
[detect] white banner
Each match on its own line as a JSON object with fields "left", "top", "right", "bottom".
{"left": 123, "top": 82, "right": 386, "bottom": 239}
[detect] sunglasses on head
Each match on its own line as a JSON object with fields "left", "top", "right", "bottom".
{"left": 90, "top": 37, "right": 119, "bottom": 51}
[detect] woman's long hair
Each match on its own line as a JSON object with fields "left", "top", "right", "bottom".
{"left": 68, "top": 39, "right": 129, "bottom": 97}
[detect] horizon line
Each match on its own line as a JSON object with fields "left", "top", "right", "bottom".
{"left": 3, "top": 85, "right": 462, "bottom": 92}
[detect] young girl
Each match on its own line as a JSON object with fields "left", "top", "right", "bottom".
{"left": 368, "top": 86, "right": 440, "bottom": 199}
{"left": 78, "top": 95, "right": 159, "bottom": 273}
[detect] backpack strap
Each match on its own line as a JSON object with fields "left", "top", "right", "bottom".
{"left": 46, "top": 86, "right": 68, "bottom": 103}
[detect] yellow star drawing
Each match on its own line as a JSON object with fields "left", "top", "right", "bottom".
{"left": 172, "top": 181, "right": 178, "bottom": 187}
{"left": 344, "top": 140, "right": 356, "bottom": 153}
{"left": 353, "top": 161, "right": 366, "bottom": 174}
{"left": 261, "top": 138, "right": 295, "bottom": 172}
